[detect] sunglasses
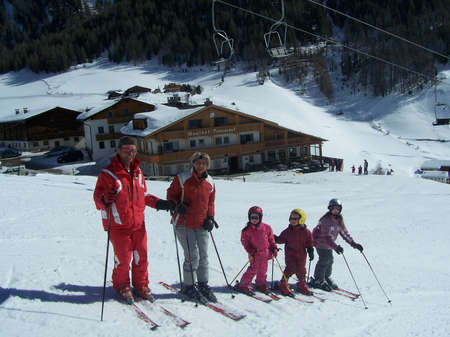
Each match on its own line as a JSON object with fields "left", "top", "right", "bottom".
{"left": 289, "top": 217, "right": 300, "bottom": 220}
{"left": 250, "top": 215, "right": 260, "bottom": 220}
{"left": 121, "top": 147, "right": 137, "bottom": 154}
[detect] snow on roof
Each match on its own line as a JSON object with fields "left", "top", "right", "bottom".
{"left": 120, "top": 104, "right": 204, "bottom": 137}
{"left": 421, "top": 159, "right": 450, "bottom": 170}
{"left": 421, "top": 170, "right": 449, "bottom": 178}
{"left": 0, "top": 106, "right": 75, "bottom": 123}
{"left": 76, "top": 99, "right": 120, "bottom": 120}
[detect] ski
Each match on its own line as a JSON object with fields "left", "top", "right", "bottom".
{"left": 331, "top": 289, "right": 358, "bottom": 300}
{"left": 336, "top": 287, "right": 360, "bottom": 298}
{"left": 138, "top": 300, "right": 190, "bottom": 328}
{"left": 310, "top": 294, "right": 326, "bottom": 303}
{"left": 131, "top": 302, "right": 159, "bottom": 330}
{"left": 159, "top": 282, "right": 246, "bottom": 321}
{"left": 259, "top": 290, "right": 281, "bottom": 301}
{"left": 230, "top": 285, "right": 272, "bottom": 303}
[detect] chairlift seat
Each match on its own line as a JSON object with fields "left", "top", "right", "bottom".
{"left": 268, "top": 46, "right": 293, "bottom": 58}
{"left": 432, "top": 118, "right": 450, "bottom": 126}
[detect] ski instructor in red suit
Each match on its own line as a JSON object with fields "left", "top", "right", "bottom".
{"left": 94, "top": 136, "right": 175, "bottom": 304}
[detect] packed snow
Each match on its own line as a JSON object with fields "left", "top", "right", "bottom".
{"left": 0, "top": 58, "right": 449, "bottom": 337}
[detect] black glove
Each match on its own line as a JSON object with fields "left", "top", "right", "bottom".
{"left": 102, "top": 188, "right": 117, "bottom": 207}
{"left": 335, "top": 245, "right": 344, "bottom": 255}
{"left": 270, "top": 246, "right": 278, "bottom": 258}
{"left": 155, "top": 199, "right": 176, "bottom": 212}
{"left": 175, "top": 202, "right": 188, "bottom": 215}
{"left": 353, "top": 243, "right": 363, "bottom": 252}
{"left": 307, "top": 247, "right": 314, "bottom": 261}
{"left": 202, "top": 216, "right": 217, "bottom": 232}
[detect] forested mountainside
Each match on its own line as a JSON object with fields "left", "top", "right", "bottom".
{"left": 1, "top": 0, "right": 448, "bottom": 97}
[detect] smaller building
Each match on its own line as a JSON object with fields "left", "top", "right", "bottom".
{"left": 124, "top": 85, "right": 152, "bottom": 97}
{"left": 78, "top": 98, "right": 155, "bottom": 160}
{"left": 0, "top": 106, "right": 83, "bottom": 151}
{"left": 420, "top": 159, "right": 450, "bottom": 184}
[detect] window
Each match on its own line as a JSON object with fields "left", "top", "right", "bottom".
{"left": 98, "top": 126, "right": 104, "bottom": 134}
{"left": 109, "top": 125, "right": 115, "bottom": 134}
{"left": 240, "top": 133, "right": 254, "bottom": 144}
{"left": 289, "top": 147, "right": 297, "bottom": 158}
{"left": 163, "top": 142, "right": 173, "bottom": 152}
{"left": 123, "top": 109, "right": 129, "bottom": 116}
{"left": 188, "top": 119, "right": 202, "bottom": 129}
{"left": 55, "top": 141, "right": 60, "bottom": 147}
{"left": 33, "top": 141, "right": 39, "bottom": 147}
{"left": 43, "top": 140, "right": 49, "bottom": 145}
{"left": 190, "top": 139, "right": 196, "bottom": 148}
{"left": 224, "top": 136, "right": 230, "bottom": 144}
{"left": 279, "top": 149, "right": 286, "bottom": 161}
{"left": 198, "top": 139, "right": 205, "bottom": 146}
{"left": 268, "top": 150, "right": 276, "bottom": 161}
{"left": 215, "top": 137, "right": 222, "bottom": 145}
{"left": 214, "top": 117, "right": 227, "bottom": 126}
{"left": 110, "top": 140, "right": 116, "bottom": 148}
{"left": 99, "top": 141, "right": 105, "bottom": 149}
{"left": 108, "top": 111, "right": 113, "bottom": 118}
{"left": 64, "top": 137, "right": 69, "bottom": 141}
{"left": 249, "top": 155, "right": 254, "bottom": 163}
{"left": 74, "top": 137, "right": 79, "bottom": 142}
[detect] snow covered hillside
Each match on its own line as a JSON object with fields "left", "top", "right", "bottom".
{"left": 0, "top": 58, "right": 449, "bottom": 176}
{"left": 0, "top": 171, "right": 449, "bottom": 337}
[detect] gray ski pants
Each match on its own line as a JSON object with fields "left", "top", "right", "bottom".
{"left": 175, "top": 226, "right": 210, "bottom": 286}
{"left": 313, "top": 248, "right": 334, "bottom": 282}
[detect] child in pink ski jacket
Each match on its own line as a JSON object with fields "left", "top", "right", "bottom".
{"left": 275, "top": 208, "right": 314, "bottom": 296}
{"left": 238, "top": 206, "right": 277, "bottom": 294}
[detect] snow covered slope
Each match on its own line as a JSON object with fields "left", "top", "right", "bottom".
{"left": 0, "top": 171, "right": 449, "bottom": 337}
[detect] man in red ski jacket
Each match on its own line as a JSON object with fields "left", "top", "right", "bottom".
{"left": 94, "top": 136, "right": 175, "bottom": 304}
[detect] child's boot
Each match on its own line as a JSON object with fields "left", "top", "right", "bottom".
{"left": 279, "top": 280, "right": 293, "bottom": 296}
{"left": 297, "top": 281, "right": 312, "bottom": 295}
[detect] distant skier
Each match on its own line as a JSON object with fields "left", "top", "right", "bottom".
{"left": 309, "top": 199, "right": 363, "bottom": 291}
{"left": 274, "top": 208, "right": 314, "bottom": 296}
{"left": 364, "top": 159, "right": 369, "bottom": 175}
{"left": 358, "top": 165, "right": 363, "bottom": 175}
{"left": 93, "top": 136, "right": 175, "bottom": 304}
{"left": 351, "top": 165, "right": 356, "bottom": 174}
{"left": 237, "top": 206, "right": 277, "bottom": 294}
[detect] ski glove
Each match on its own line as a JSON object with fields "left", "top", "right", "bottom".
{"left": 335, "top": 245, "right": 344, "bottom": 255}
{"left": 307, "top": 247, "right": 314, "bottom": 261}
{"left": 102, "top": 189, "right": 117, "bottom": 207}
{"left": 175, "top": 202, "right": 188, "bottom": 215}
{"left": 202, "top": 216, "right": 217, "bottom": 232}
{"left": 353, "top": 243, "right": 363, "bottom": 252}
{"left": 156, "top": 199, "right": 176, "bottom": 212}
{"left": 270, "top": 246, "right": 278, "bottom": 258}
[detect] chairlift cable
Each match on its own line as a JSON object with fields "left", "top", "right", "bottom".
{"left": 304, "top": 0, "right": 449, "bottom": 61}
{"left": 214, "top": 0, "right": 450, "bottom": 87}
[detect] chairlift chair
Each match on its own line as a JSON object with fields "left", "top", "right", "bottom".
{"left": 433, "top": 103, "right": 450, "bottom": 126}
{"left": 264, "top": 0, "right": 293, "bottom": 58}
{"left": 212, "top": 0, "right": 235, "bottom": 65}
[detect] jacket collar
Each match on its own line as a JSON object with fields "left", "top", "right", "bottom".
{"left": 111, "top": 155, "right": 141, "bottom": 174}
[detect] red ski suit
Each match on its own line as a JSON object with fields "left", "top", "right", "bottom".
{"left": 275, "top": 224, "right": 314, "bottom": 281}
{"left": 166, "top": 168, "right": 215, "bottom": 228}
{"left": 240, "top": 222, "right": 277, "bottom": 288}
{"left": 93, "top": 155, "right": 160, "bottom": 291}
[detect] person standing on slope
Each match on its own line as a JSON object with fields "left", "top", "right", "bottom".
{"left": 167, "top": 152, "right": 217, "bottom": 303}
{"left": 274, "top": 208, "right": 314, "bottom": 296}
{"left": 238, "top": 206, "right": 277, "bottom": 294}
{"left": 94, "top": 136, "right": 175, "bottom": 304}
{"left": 309, "top": 199, "right": 363, "bottom": 291}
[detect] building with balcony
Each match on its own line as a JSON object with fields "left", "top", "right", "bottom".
{"left": 121, "top": 104, "right": 326, "bottom": 176}
{"left": 0, "top": 107, "right": 83, "bottom": 151}
{"left": 78, "top": 98, "right": 155, "bottom": 160}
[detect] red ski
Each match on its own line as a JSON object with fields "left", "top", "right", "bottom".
{"left": 131, "top": 303, "right": 159, "bottom": 330}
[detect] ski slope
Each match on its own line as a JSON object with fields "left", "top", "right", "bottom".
{"left": 0, "top": 58, "right": 449, "bottom": 337}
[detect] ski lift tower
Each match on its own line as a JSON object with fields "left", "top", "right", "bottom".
{"left": 264, "top": 0, "right": 294, "bottom": 58}
{"left": 433, "top": 81, "right": 450, "bottom": 126}
{"left": 212, "top": 0, "right": 235, "bottom": 66}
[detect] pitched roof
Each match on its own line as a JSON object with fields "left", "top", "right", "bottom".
{"left": 0, "top": 106, "right": 79, "bottom": 123}
{"left": 77, "top": 97, "right": 154, "bottom": 120}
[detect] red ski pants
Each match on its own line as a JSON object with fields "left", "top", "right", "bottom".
{"left": 282, "top": 253, "right": 307, "bottom": 281}
{"left": 109, "top": 226, "right": 149, "bottom": 291}
{"left": 240, "top": 253, "right": 269, "bottom": 288}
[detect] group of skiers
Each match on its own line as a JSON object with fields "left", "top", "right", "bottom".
{"left": 94, "top": 136, "right": 364, "bottom": 305}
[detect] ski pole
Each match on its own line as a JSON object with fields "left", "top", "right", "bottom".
{"left": 341, "top": 253, "right": 368, "bottom": 309}
{"left": 271, "top": 257, "right": 274, "bottom": 290}
{"left": 210, "top": 230, "right": 235, "bottom": 298}
{"left": 101, "top": 207, "right": 112, "bottom": 321}
{"left": 361, "top": 251, "right": 392, "bottom": 304}
{"left": 307, "top": 259, "right": 311, "bottom": 283}
{"left": 274, "top": 255, "right": 290, "bottom": 286}
{"left": 230, "top": 259, "right": 250, "bottom": 285}
{"left": 171, "top": 213, "right": 183, "bottom": 291}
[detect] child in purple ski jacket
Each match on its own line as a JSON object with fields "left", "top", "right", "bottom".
{"left": 310, "top": 199, "right": 363, "bottom": 291}
{"left": 238, "top": 206, "right": 277, "bottom": 294}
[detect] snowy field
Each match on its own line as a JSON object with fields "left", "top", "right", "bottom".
{"left": 0, "top": 58, "right": 449, "bottom": 336}
{"left": 0, "top": 171, "right": 449, "bottom": 337}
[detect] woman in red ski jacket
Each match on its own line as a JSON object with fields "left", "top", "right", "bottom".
{"left": 238, "top": 206, "right": 277, "bottom": 294}
{"left": 94, "top": 137, "right": 175, "bottom": 303}
{"left": 275, "top": 208, "right": 314, "bottom": 296}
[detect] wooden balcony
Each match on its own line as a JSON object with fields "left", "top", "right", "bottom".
{"left": 96, "top": 132, "right": 122, "bottom": 141}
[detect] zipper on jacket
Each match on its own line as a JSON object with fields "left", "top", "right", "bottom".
{"left": 127, "top": 186, "right": 131, "bottom": 202}
{"left": 135, "top": 184, "right": 139, "bottom": 201}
